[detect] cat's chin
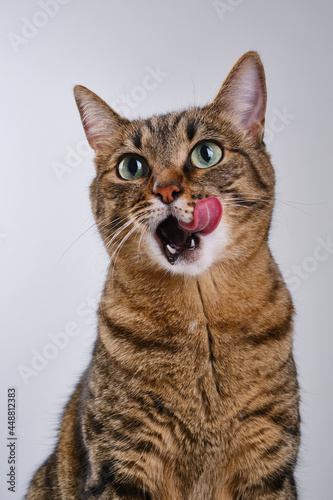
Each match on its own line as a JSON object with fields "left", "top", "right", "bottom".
{"left": 145, "top": 222, "right": 229, "bottom": 277}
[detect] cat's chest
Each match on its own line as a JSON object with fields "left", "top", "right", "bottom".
{"left": 90, "top": 317, "right": 237, "bottom": 439}
{"left": 84, "top": 322, "right": 245, "bottom": 497}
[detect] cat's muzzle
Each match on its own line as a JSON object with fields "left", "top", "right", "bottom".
{"left": 155, "top": 216, "right": 200, "bottom": 265}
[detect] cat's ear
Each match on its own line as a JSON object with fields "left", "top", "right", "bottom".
{"left": 74, "top": 85, "right": 128, "bottom": 153}
{"left": 211, "top": 51, "right": 267, "bottom": 142}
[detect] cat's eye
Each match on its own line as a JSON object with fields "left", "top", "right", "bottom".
{"left": 190, "top": 142, "right": 223, "bottom": 169}
{"left": 118, "top": 155, "right": 149, "bottom": 181}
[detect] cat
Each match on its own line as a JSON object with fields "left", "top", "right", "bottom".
{"left": 26, "top": 51, "right": 300, "bottom": 499}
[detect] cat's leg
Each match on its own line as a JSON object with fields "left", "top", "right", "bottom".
{"left": 25, "top": 454, "right": 62, "bottom": 500}
{"left": 221, "top": 396, "right": 300, "bottom": 498}
{"left": 82, "top": 476, "right": 153, "bottom": 500}
{"left": 81, "top": 459, "right": 182, "bottom": 500}
{"left": 222, "top": 422, "right": 299, "bottom": 500}
{"left": 25, "top": 446, "right": 85, "bottom": 500}
{"left": 26, "top": 380, "right": 87, "bottom": 499}
{"left": 229, "top": 472, "right": 298, "bottom": 499}
{"left": 219, "top": 472, "right": 297, "bottom": 500}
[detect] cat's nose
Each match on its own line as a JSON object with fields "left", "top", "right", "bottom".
{"left": 153, "top": 183, "right": 182, "bottom": 204}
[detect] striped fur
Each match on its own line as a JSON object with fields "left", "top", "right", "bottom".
{"left": 26, "top": 52, "right": 300, "bottom": 499}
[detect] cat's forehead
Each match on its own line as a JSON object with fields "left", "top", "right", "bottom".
{"left": 123, "top": 108, "right": 222, "bottom": 166}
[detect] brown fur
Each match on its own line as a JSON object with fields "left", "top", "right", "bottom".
{"left": 26, "top": 52, "right": 300, "bottom": 499}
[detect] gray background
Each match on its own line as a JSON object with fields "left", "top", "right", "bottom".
{"left": 1, "top": 0, "right": 332, "bottom": 498}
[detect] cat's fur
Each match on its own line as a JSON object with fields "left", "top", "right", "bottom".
{"left": 26, "top": 52, "right": 300, "bottom": 499}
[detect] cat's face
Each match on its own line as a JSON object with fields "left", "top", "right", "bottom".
{"left": 75, "top": 52, "right": 275, "bottom": 276}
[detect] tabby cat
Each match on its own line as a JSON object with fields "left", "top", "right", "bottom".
{"left": 26, "top": 52, "right": 300, "bottom": 499}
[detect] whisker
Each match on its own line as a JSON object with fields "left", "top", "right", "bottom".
{"left": 220, "top": 191, "right": 316, "bottom": 215}
{"left": 109, "top": 220, "right": 143, "bottom": 283}
{"left": 104, "top": 217, "right": 139, "bottom": 251}
{"left": 55, "top": 221, "right": 98, "bottom": 268}
{"left": 223, "top": 203, "right": 262, "bottom": 210}
{"left": 105, "top": 212, "right": 144, "bottom": 244}
{"left": 137, "top": 221, "right": 148, "bottom": 258}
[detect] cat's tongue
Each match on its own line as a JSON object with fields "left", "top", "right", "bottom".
{"left": 179, "top": 197, "right": 223, "bottom": 236}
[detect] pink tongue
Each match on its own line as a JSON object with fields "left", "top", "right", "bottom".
{"left": 179, "top": 197, "right": 223, "bottom": 236}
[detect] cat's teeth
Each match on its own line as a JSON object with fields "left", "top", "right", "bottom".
{"left": 166, "top": 244, "right": 177, "bottom": 255}
{"left": 186, "top": 235, "right": 197, "bottom": 249}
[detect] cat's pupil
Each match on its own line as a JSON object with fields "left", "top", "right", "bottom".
{"left": 200, "top": 145, "right": 213, "bottom": 163}
{"left": 128, "top": 158, "right": 139, "bottom": 176}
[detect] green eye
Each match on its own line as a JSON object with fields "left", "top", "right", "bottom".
{"left": 191, "top": 142, "right": 223, "bottom": 169}
{"left": 118, "top": 155, "right": 149, "bottom": 180}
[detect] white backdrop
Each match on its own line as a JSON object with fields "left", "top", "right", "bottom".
{"left": 1, "top": 0, "right": 332, "bottom": 498}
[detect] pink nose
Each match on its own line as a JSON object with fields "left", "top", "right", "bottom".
{"left": 153, "top": 184, "right": 181, "bottom": 204}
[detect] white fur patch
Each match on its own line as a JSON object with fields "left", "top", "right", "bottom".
{"left": 145, "top": 220, "right": 229, "bottom": 276}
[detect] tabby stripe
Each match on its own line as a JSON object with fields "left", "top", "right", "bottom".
{"left": 145, "top": 118, "right": 154, "bottom": 133}
{"left": 186, "top": 119, "right": 197, "bottom": 141}
{"left": 134, "top": 194, "right": 146, "bottom": 205}
{"left": 130, "top": 392, "right": 175, "bottom": 427}
{"left": 152, "top": 395, "right": 176, "bottom": 418}
{"left": 238, "top": 402, "right": 275, "bottom": 422}
{"left": 133, "top": 439, "right": 159, "bottom": 454}
{"left": 236, "top": 461, "right": 296, "bottom": 498}
{"left": 287, "top": 474, "right": 298, "bottom": 497}
{"left": 117, "top": 415, "right": 144, "bottom": 431}
{"left": 83, "top": 460, "right": 116, "bottom": 498}
{"left": 217, "top": 180, "right": 237, "bottom": 191}
{"left": 159, "top": 113, "right": 168, "bottom": 123}
{"left": 132, "top": 129, "right": 142, "bottom": 149}
{"left": 112, "top": 479, "right": 152, "bottom": 500}
{"left": 230, "top": 148, "right": 268, "bottom": 190}
{"left": 104, "top": 413, "right": 163, "bottom": 443}
{"left": 171, "top": 112, "right": 185, "bottom": 130}
{"left": 243, "top": 313, "right": 292, "bottom": 346}
{"left": 271, "top": 414, "right": 300, "bottom": 438}
{"left": 103, "top": 316, "right": 179, "bottom": 352}
{"left": 261, "top": 460, "right": 296, "bottom": 492}
{"left": 132, "top": 202, "right": 150, "bottom": 214}
{"left": 84, "top": 460, "right": 152, "bottom": 500}
{"left": 86, "top": 411, "right": 104, "bottom": 436}
{"left": 44, "top": 454, "right": 58, "bottom": 492}
{"left": 260, "top": 355, "right": 291, "bottom": 383}
{"left": 261, "top": 441, "right": 284, "bottom": 458}
{"left": 269, "top": 275, "right": 281, "bottom": 302}
{"left": 132, "top": 391, "right": 194, "bottom": 443}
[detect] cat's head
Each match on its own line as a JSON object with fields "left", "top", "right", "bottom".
{"left": 74, "top": 52, "right": 275, "bottom": 277}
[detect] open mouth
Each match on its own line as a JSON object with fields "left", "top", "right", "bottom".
{"left": 155, "top": 216, "right": 200, "bottom": 265}
{"left": 154, "top": 197, "right": 223, "bottom": 266}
